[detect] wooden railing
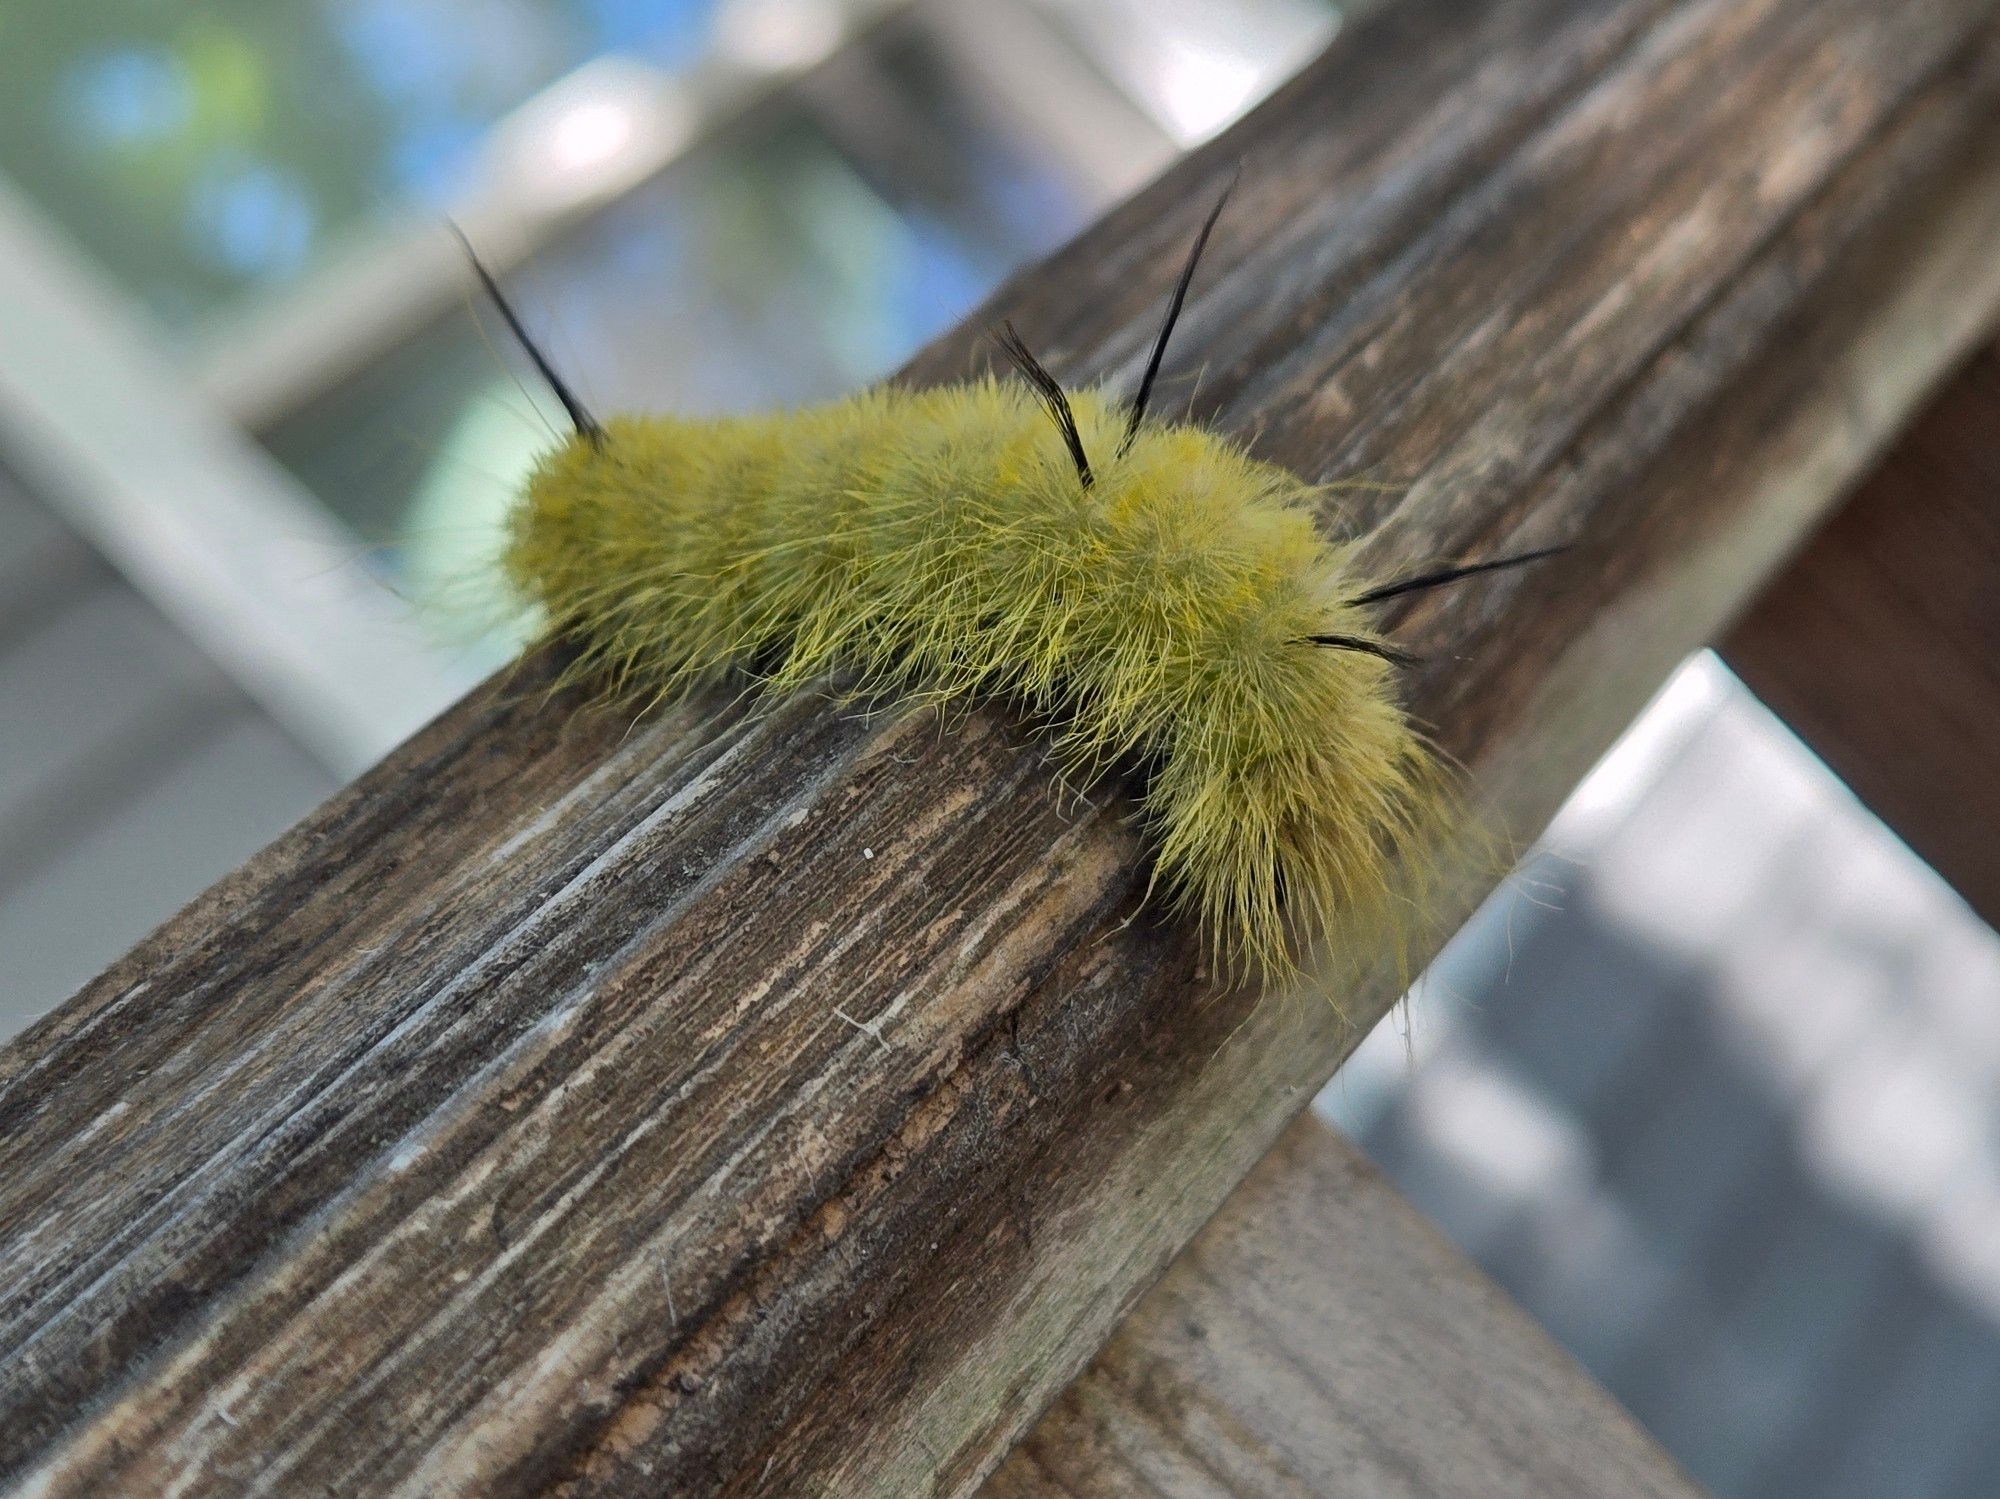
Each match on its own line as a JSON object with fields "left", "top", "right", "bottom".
{"left": 4, "top": 0, "right": 2000, "bottom": 1492}
{"left": 984, "top": 1112, "right": 1700, "bottom": 1496}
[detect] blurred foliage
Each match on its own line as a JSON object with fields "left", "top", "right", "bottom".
{"left": 0, "top": 0, "right": 715, "bottom": 326}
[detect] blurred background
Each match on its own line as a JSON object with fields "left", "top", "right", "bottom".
{"left": 0, "top": 2, "right": 1995, "bottom": 1494}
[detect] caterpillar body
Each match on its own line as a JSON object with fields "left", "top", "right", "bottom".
{"left": 476, "top": 193, "right": 1551, "bottom": 976}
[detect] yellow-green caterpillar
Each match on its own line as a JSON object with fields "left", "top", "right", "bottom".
{"left": 475, "top": 192, "right": 1552, "bottom": 975}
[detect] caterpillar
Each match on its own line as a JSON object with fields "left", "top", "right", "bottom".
{"left": 473, "top": 188, "right": 1553, "bottom": 977}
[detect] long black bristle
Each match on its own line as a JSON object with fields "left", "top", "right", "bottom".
{"left": 1302, "top": 632, "right": 1418, "bottom": 667}
{"left": 1349, "top": 546, "right": 1567, "bottom": 608}
{"left": 1118, "top": 167, "right": 1238, "bottom": 459}
{"left": 995, "top": 319, "right": 1094, "bottom": 489}
{"left": 449, "top": 224, "right": 605, "bottom": 446}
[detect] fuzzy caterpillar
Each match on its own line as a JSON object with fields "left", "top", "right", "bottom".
{"left": 475, "top": 194, "right": 1552, "bottom": 976}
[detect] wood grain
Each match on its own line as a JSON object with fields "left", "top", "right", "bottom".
{"left": 6, "top": 0, "right": 2000, "bottom": 1492}
{"left": 1725, "top": 337, "right": 2000, "bottom": 927}
{"left": 983, "top": 1115, "right": 1698, "bottom": 1498}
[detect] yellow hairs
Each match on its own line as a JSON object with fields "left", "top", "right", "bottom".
{"left": 504, "top": 380, "right": 1447, "bottom": 975}
{"left": 480, "top": 189, "right": 1548, "bottom": 978}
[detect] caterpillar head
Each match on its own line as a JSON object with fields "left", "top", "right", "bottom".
{"left": 1144, "top": 618, "right": 1441, "bottom": 979}
{"left": 1077, "top": 440, "right": 1440, "bottom": 977}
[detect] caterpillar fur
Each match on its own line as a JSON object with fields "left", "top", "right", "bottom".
{"left": 472, "top": 187, "right": 1554, "bottom": 977}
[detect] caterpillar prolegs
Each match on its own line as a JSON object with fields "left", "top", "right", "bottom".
{"left": 479, "top": 191, "right": 1555, "bottom": 976}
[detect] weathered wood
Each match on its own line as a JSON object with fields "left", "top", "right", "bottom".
{"left": 1725, "top": 336, "right": 2000, "bottom": 927}
{"left": 984, "top": 1114, "right": 1698, "bottom": 1498}
{"left": 5, "top": 0, "right": 2000, "bottom": 1492}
